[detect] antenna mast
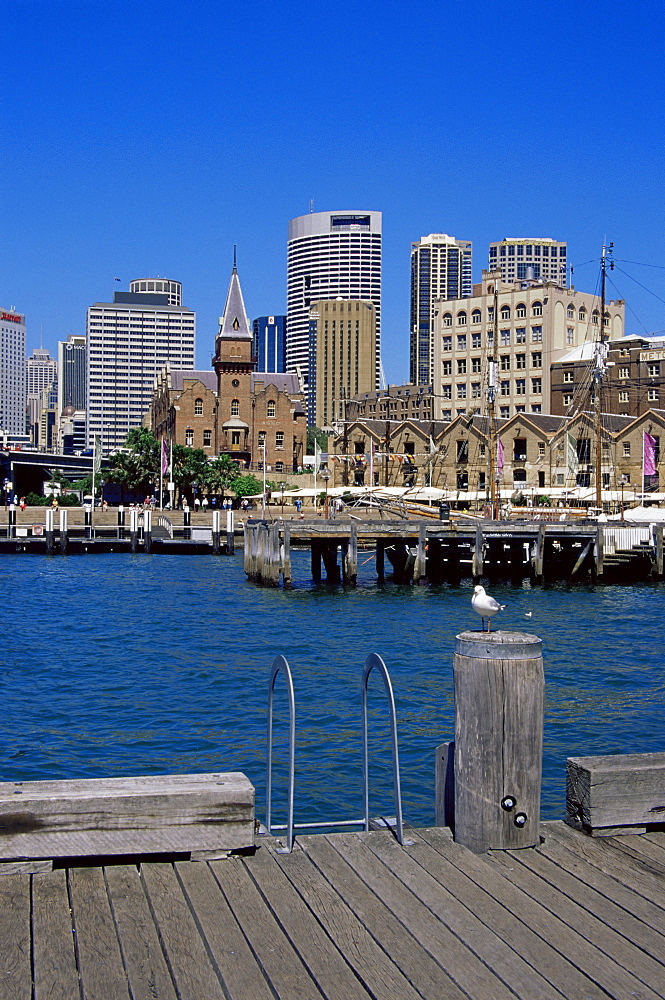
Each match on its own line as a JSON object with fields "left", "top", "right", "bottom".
{"left": 594, "top": 242, "right": 613, "bottom": 507}
{"left": 487, "top": 278, "right": 499, "bottom": 518}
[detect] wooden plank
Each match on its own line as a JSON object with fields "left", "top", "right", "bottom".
{"left": 538, "top": 823, "right": 665, "bottom": 938}
{"left": 0, "top": 873, "right": 32, "bottom": 1000}
{"left": 105, "top": 864, "right": 178, "bottom": 1000}
{"left": 270, "top": 839, "right": 424, "bottom": 1000}
{"left": 0, "top": 860, "right": 52, "bottom": 875}
{"left": 566, "top": 752, "right": 665, "bottom": 832}
{"left": 488, "top": 846, "right": 665, "bottom": 997}
{"left": 416, "top": 826, "right": 613, "bottom": 1000}
{"left": 211, "top": 853, "right": 326, "bottom": 999}
{"left": 304, "top": 834, "right": 471, "bottom": 1000}
{"left": 140, "top": 862, "right": 226, "bottom": 1000}
{"left": 175, "top": 860, "right": 276, "bottom": 1000}
{"left": 32, "top": 870, "right": 80, "bottom": 1000}
{"left": 0, "top": 772, "right": 255, "bottom": 859}
{"left": 543, "top": 822, "right": 665, "bottom": 911}
{"left": 239, "top": 844, "right": 372, "bottom": 1000}
{"left": 69, "top": 866, "right": 131, "bottom": 1000}
{"left": 318, "top": 831, "right": 544, "bottom": 1000}
{"left": 434, "top": 740, "right": 454, "bottom": 828}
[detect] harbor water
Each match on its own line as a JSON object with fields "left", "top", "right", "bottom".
{"left": 1, "top": 551, "right": 663, "bottom": 829}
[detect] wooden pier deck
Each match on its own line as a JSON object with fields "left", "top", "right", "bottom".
{"left": 4, "top": 821, "right": 664, "bottom": 999}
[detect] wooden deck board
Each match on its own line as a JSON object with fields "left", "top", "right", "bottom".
{"left": 32, "top": 870, "right": 80, "bottom": 1000}
{"left": 0, "top": 873, "right": 32, "bottom": 1000}
{"left": 69, "top": 866, "right": 130, "bottom": 1000}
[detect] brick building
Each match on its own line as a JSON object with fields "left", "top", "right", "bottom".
{"left": 151, "top": 264, "right": 306, "bottom": 472}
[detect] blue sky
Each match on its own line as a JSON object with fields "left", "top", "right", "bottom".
{"left": 2, "top": 0, "right": 663, "bottom": 384}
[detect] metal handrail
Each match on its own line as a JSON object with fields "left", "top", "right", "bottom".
{"left": 362, "top": 652, "right": 406, "bottom": 845}
{"left": 265, "top": 655, "right": 296, "bottom": 853}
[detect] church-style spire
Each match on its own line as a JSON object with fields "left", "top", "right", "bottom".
{"left": 218, "top": 253, "right": 251, "bottom": 340}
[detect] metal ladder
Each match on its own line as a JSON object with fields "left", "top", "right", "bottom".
{"left": 264, "top": 653, "right": 409, "bottom": 854}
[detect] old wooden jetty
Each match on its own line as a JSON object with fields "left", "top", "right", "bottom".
{"left": 244, "top": 518, "right": 665, "bottom": 586}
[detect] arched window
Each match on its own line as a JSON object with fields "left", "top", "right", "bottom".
{"left": 592, "top": 310, "right": 599, "bottom": 325}
{"left": 457, "top": 311, "right": 467, "bottom": 326}
{"left": 579, "top": 307, "right": 587, "bottom": 322}
{"left": 567, "top": 304, "right": 575, "bottom": 319}
{"left": 443, "top": 313, "right": 453, "bottom": 327}
{"left": 500, "top": 305, "right": 511, "bottom": 320}
{"left": 194, "top": 397, "right": 203, "bottom": 415}
{"left": 603, "top": 311, "right": 610, "bottom": 328}
{"left": 532, "top": 301, "right": 543, "bottom": 317}
{"left": 516, "top": 303, "right": 527, "bottom": 318}
{"left": 267, "top": 400, "right": 276, "bottom": 417}
{"left": 231, "top": 398, "right": 240, "bottom": 416}
{"left": 471, "top": 309, "right": 482, "bottom": 324}
{"left": 513, "top": 468, "right": 527, "bottom": 484}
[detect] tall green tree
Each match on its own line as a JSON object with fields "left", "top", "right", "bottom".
{"left": 106, "top": 428, "right": 159, "bottom": 491}
{"left": 203, "top": 454, "right": 239, "bottom": 498}
{"left": 171, "top": 445, "right": 209, "bottom": 501}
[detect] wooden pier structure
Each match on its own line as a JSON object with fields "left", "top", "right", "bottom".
{"left": 2, "top": 823, "right": 664, "bottom": 1000}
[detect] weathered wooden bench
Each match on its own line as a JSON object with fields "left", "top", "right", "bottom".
{"left": 0, "top": 771, "right": 255, "bottom": 871}
{"left": 566, "top": 751, "right": 665, "bottom": 836}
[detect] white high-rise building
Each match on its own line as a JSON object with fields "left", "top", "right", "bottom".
{"left": 410, "top": 234, "right": 473, "bottom": 385}
{"left": 0, "top": 308, "right": 26, "bottom": 440}
{"left": 287, "top": 211, "right": 382, "bottom": 406}
{"left": 488, "top": 238, "right": 568, "bottom": 286}
{"left": 26, "top": 348, "right": 58, "bottom": 448}
{"left": 86, "top": 279, "right": 195, "bottom": 453}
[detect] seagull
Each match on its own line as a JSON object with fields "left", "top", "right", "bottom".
{"left": 524, "top": 611, "right": 533, "bottom": 618}
{"left": 472, "top": 585, "right": 506, "bottom": 632}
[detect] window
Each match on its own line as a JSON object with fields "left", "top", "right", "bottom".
{"left": 500, "top": 406, "right": 510, "bottom": 418}
{"left": 276, "top": 431, "right": 284, "bottom": 448}
{"left": 567, "top": 327, "right": 574, "bottom": 345}
{"left": 531, "top": 352, "right": 542, "bottom": 368}
{"left": 472, "top": 383, "right": 482, "bottom": 398}
{"left": 648, "top": 363, "right": 660, "bottom": 376}
{"left": 531, "top": 326, "right": 543, "bottom": 342}
{"left": 531, "top": 404, "right": 542, "bottom": 413}
{"left": 563, "top": 394, "right": 573, "bottom": 406}
{"left": 500, "top": 329, "right": 511, "bottom": 346}
{"left": 648, "top": 388, "right": 659, "bottom": 401}
{"left": 579, "top": 308, "right": 587, "bottom": 322}
{"left": 500, "top": 380, "right": 510, "bottom": 396}
{"left": 623, "top": 442, "right": 631, "bottom": 457}
{"left": 442, "top": 386, "right": 452, "bottom": 399}
{"left": 472, "top": 332, "right": 482, "bottom": 348}
{"left": 456, "top": 439, "right": 469, "bottom": 462}
{"left": 457, "top": 359, "right": 467, "bottom": 374}
{"left": 442, "top": 360, "right": 452, "bottom": 376}
{"left": 457, "top": 334, "right": 467, "bottom": 350}
{"left": 564, "top": 371, "right": 574, "bottom": 383}
{"left": 532, "top": 301, "right": 543, "bottom": 316}
{"left": 267, "top": 400, "right": 276, "bottom": 417}
{"left": 456, "top": 383, "right": 467, "bottom": 399}
{"left": 500, "top": 306, "right": 511, "bottom": 320}
{"left": 194, "top": 397, "right": 203, "bottom": 415}
{"left": 471, "top": 309, "right": 482, "bottom": 324}
{"left": 275, "top": 461, "right": 284, "bottom": 472}
{"left": 532, "top": 377, "right": 542, "bottom": 394}
{"left": 516, "top": 353, "right": 526, "bottom": 369}
{"left": 258, "top": 430, "right": 266, "bottom": 445}
{"left": 500, "top": 355, "right": 510, "bottom": 371}
{"left": 516, "top": 303, "right": 527, "bottom": 318}
{"left": 472, "top": 357, "right": 482, "bottom": 373}
{"left": 442, "top": 336, "right": 452, "bottom": 351}
{"left": 567, "top": 304, "right": 575, "bottom": 319}
{"left": 231, "top": 398, "right": 240, "bottom": 415}
{"left": 592, "top": 310, "right": 599, "bottom": 326}
{"left": 185, "top": 428, "right": 194, "bottom": 447}
{"left": 443, "top": 313, "right": 452, "bottom": 327}
{"left": 619, "top": 390, "right": 629, "bottom": 403}
{"left": 619, "top": 367, "right": 629, "bottom": 379}
{"left": 515, "top": 379, "right": 526, "bottom": 395}
{"left": 457, "top": 311, "right": 467, "bottom": 326}
{"left": 538, "top": 442, "right": 545, "bottom": 457}
{"left": 231, "top": 431, "right": 240, "bottom": 446}
{"left": 515, "top": 327, "right": 526, "bottom": 344}
{"left": 203, "top": 429, "right": 211, "bottom": 446}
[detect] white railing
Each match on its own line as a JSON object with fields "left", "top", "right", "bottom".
{"left": 604, "top": 526, "right": 652, "bottom": 555}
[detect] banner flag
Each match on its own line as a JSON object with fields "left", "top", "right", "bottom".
{"left": 93, "top": 435, "right": 102, "bottom": 475}
{"left": 161, "top": 439, "right": 169, "bottom": 476}
{"left": 567, "top": 435, "right": 578, "bottom": 476}
{"left": 644, "top": 432, "right": 657, "bottom": 477}
{"left": 497, "top": 438, "right": 504, "bottom": 475}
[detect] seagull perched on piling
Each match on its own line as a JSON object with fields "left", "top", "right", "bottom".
{"left": 472, "top": 585, "right": 506, "bottom": 632}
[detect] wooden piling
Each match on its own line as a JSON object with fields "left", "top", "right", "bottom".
{"left": 653, "top": 524, "right": 663, "bottom": 579}
{"left": 129, "top": 509, "right": 139, "bottom": 553}
{"left": 311, "top": 540, "right": 322, "bottom": 583}
{"left": 45, "top": 508, "right": 55, "bottom": 554}
{"left": 471, "top": 524, "right": 483, "bottom": 578}
{"left": 532, "top": 522, "right": 545, "bottom": 582}
{"left": 59, "top": 509, "right": 68, "bottom": 554}
{"left": 281, "top": 523, "right": 292, "bottom": 588}
{"left": 342, "top": 523, "right": 358, "bottom": 585}
{"left": 226, "top": 508, "right": 235, "bottom": 554}
{"left": 376, "top": 539, "right": 385, "bottom": 582}
{"left": 322, "top": 542, "right": 340, "bottom": 584}
{"left": 452, "top": 630, "right": 544, "bottom": 853}
{"left": 143, "top": 510, "right": 153, "bottom": 553}
{"left": 413, "top": 523, "right": 427, "bottom": 583}
{"left": 594, "top": 525, "right": 604, "bottom": 579}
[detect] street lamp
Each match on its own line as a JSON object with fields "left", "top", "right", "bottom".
{"left": 320, "top": 466, "right": 331, "bottom": 520}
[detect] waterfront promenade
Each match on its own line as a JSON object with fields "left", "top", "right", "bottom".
{"left": 4, "top": 822, "right": 664, "bottom": 999}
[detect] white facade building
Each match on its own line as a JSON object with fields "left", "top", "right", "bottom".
{"left": 86, "top": 281, "right": 195, "bottom": 453}
{"left": 488, "top": 238, "right": 568, "bottom": 286}
{"left": 410, "top": 233, "right": 472, "bottom": 385}
{"left": 287, "top": 211, "right": 382, "bottom": 404}
{"left": 0, "top": 308, "right": 26, "bottom": 440}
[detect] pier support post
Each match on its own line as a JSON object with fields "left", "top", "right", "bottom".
{"left": 84, "top": 505, "right": 92, "bottom": 538}
{"left": 117, "top": 505, "right": 125, "bottom": 539}
{"left": 343, "top": 523, "right": 358, "bottom": 585}
{"left": 144, "top": 509, "right": 152, "bottom": 553}
{"left": 226, "top": 508, "right": 235, "bottom": 554}
{"left": 59, "top": 509, "right": 68, "bottom": 554}
{"left": 45, "top": 507, "right": 55, "bottom": 554}
{"left": 322, "top": 542, "right": 340, "bottom": 584}
{"left": 472, "top": 524, "right": 484, "bottom": 578}
{"left": 532, "top": 523, "right": 545, "bottom": 583}
{"left": 452, "top": 630, "right": 544, "bottom": 853}
{"left": 8, "top": 504, "right": 16, "bottom": 538}
{"left": 311, "top": 541, "right": 322, "bottom": 583}
{"left": 211, "top": 510, "right": 221, "bottom": 554}
{"left": 282, "top": 523, "right": 292, "bottom": 588}
{"left": 183, "top": 507, "right": 191, "bottom": 540}
{"left": 594, "top": 525, "right": 604, "bottom": 579}
{"left": 653, "top": 524, "right": 663, "bottom": 579}
{"left": 129, "top": 508, "right": 140, "bottom": 553}
{"left": 376, "top": 540, "right": 385, "bottom": 583}
{"left": 413, "top": 523, "right": 427, "bottom": 583}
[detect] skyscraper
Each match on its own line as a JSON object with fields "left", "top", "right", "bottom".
{"left": 252, "top": 315, "right": 286, "bottom": 372}
{"left": 286, "top": 210, "right": 382, "bottom": 405}
{"left": 57, "top": 334, "right": 87, "bottom": 414}
{"left": 26, "top": 348, "right": 58, "bottom": 446}
{"left": 308, "top": 299, "right": 377, "bottom": 427}
{"left": 488, "top": 238, "right": 567, "bottom": 286}
{"left": 86, "top": 279, "right": 195, "bottom": 453}
{"left": 0, "top": 308, "right": 26, "bottom": 441}
{"left": 410, "top": 234, "right": 473, "bottom": 385}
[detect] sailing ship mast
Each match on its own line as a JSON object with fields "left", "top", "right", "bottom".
{"left": 593, "top": 243, "right": 613, "bottom": 507}
{"left": 487, "top": 279, "right": 499, "bottom": 518}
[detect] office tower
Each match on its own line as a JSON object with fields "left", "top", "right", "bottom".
{"left": 26, "top": 348, "right": 58, "bottom": 446}
{"left": 57, "top": 335, "right": 87, "bottom": 413}
{"left": 410, "top": 234, "right": 473, "bottom": 385}
{"left": 286, "top": 210, "right": 382, "bottom": 406}
{"left": 0, "top": 308, "right": 27, "bottom": 440}
{"left": 308, "top": 299, "right": 378, "bottom": 427}
{"left": 489, "top": 238, "right": 568, "bottom": 286}
{"left": 86, "top": 279, "right": 195, "bottom": 453}
{"left": 129, "top": 278, "right": 182, "bottom": 306}
{"left": 252, "top": 315, "right": 286, "bottom": 372}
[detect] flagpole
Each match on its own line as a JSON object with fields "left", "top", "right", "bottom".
{"left": 159, "top": 443, "right": 164, "bottom": 511}
{"left": 169, "top": 436, "right": 173, "bottom": 510}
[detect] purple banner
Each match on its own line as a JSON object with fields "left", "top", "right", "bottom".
{"left": 644, "top": 432, "right": 657, "bottom": 477}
